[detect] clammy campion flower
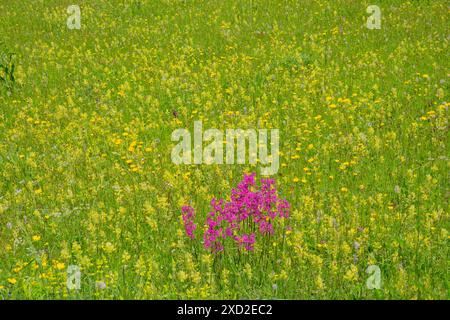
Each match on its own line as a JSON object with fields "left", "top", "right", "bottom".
{"left": 181, "top": 173, "right": 290, "bottom": 253}
{"left": 181, "top": 205, "right": 197, "bottom": 240}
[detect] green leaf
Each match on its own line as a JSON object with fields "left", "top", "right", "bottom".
{"left": 10, "top": 64, "right": 15, "bottom": 82}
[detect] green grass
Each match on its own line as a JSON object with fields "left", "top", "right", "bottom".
{"left": 0, "top": 0, "right": 448, "bottom": 299}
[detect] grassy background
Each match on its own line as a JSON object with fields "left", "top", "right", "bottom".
{"left": 0, "top": 0, "right": 448, "bottom": 299}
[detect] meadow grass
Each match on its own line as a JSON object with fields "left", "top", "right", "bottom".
{"left": 0, "top": 0, "right": 448, "bottom": 299}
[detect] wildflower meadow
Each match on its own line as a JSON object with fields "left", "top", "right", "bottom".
{"left": 0, "top": 0, "right": 448, "bottom": 300}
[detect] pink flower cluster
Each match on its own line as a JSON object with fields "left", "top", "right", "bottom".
{"left": 181, "top": 173, "right": 290, "bottom": 253}
{"left": 181, "top": 205, "right": 196, "bottom": 239}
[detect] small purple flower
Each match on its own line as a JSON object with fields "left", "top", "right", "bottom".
{"left": 181, "top": 205, "right": 197, "bottom": 240}
{"left": 234, "top": 233, "right": 256, "bottom": 251}
{"left": 95, "top": 281, "right": 106, "bottom": 290}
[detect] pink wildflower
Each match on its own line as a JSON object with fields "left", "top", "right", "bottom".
{"left": 181, "top": 173, "right": 291, "bottom": 253}
{"left": 181, "top": 205, "right": 197, "bottom": 239}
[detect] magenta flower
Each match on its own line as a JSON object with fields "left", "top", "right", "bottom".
{"left": 181, "top": 205, "right": 197, "bottom": 239}
{"left": 234, "top": 233, "right": 256, "bottom": 251}
{"left": 181, "top": 173, "right": 290, "bottom": 253}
